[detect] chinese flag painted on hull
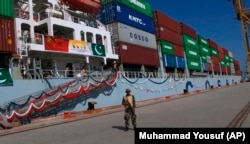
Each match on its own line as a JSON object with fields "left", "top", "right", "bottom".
{"left": 45, "top": 35, "right": 69, "bottom": 52}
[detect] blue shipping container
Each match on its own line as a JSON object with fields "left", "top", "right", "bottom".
{"left": 163, "top": 54, "right": 177, "bottom": 68}
{"left": 100, "top": 2, "right": 155, "bottom": 34}
{"left": 176, "top": 56, "right": 186, "bottom": 69}
{"left": 202, "top": 63, "right": 208, "bottom": 71}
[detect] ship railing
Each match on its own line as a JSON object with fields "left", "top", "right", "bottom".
{"left": 14, "top": 8, "right": 30, "bottom": 20}
{"left": 70, "top": 16, "right": 99, "bottom": 28}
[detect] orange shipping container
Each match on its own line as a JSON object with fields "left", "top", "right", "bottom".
{"left": 0, "top": 18, "right": 16, "bottom": 53}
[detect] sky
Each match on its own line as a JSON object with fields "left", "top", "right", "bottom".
{"left": 147, "top": 0, "right": 248, "bottom": 73}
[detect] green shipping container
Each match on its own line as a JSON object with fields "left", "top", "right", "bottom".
{"left": 224, "top": 55, "right": 230, "bottom": 62}
{"left": 185, "top": 46, "right": 200, "bottom": 60}
{"left": 220, "top": 60, "right": 226, "bottom": 67}
{"left": 199, "top": 45, "right": 210, "bottom": 55}
{"left": 187, "top": 58, "right": 201, "bottom": 71}
{"left": 159, "top": 40, "right": 174, "bottom": 55}
{"left": 230, "top": 57, "right": 234, "bottom": 63}
{"left": 198, "top": 35, "right": 208, "bottom": 46}
{"left": 210, "top": 48, "right": 218, "bottom": 57}
{"left": 201, "top": 55, "right": 207, "bottom": 63}
{"left": 182, "top": 34, "right": 199, "bottom": 49}
{"left": 0, "top": 0, "right": 14, "bottom": 18}
{"left": 101, "top": 0, "right": 153, "bottom": 18}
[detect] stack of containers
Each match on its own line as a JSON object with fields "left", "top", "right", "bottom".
{"left": 0, "top": 0, "right": 16, "bottom": 56}
{"left": 223, "top": 48, "right": 231, "bottom": 74}
{"left": 180, "top": 23, "right": 201, "bottom": 71}
{"left": 198, "top": 35, "right": 210, "bottom": 72}
{"left": 217, "top": 45, "right": 226, "bottom": 74}
{"left": 100, "top": 0, "right": 159, "bottom": 66}
{"left": 228, "top": 51, "right": 235, "bottom": 74}
{"left": 153, "top": 11, "right": 185, "bottom": 69}
{"left": 233, "top": 60, "right": 241, "bottom": 75}
{"left": 208, "top": 39, "right": 220, "bottom": 73}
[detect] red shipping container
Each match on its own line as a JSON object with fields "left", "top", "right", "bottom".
{"left": 213, "top": 64, "right": 220, "bottom": 72}
{"left": 208, "top": 63, "right": 220, "bottom": 72}
{"left": 227, "top": 67, "right": 231, "bottom": 74}
{"left": 219, "top": 52, "right": 224, "bottom": 60}
{"left": 0, "top": 18, "right": 16, "bottom": 53}
{"left": 217, "top": 45, "right": 224, "bottom": 54}
{"left": 155, "top": 24, "right": 182, "bottom": 45}
{"left": 174, "top": 44, "right": 184, "bottom": 57}
{"left": 211, "top": 56, "right": 220, "bottom": 64}
{"left": 223, "top": 48, "right": 229, "bottom": 55}
{"left": 208, "top": 39, "right": 217, "bottom": 49}
{"left": 221, "top": 67, "right": 227, "bottom": 73}
{"left": 153, "top": 10, "right": 181, "bottom": 33}
{"left": 116, "top": 41, "right": 160, "bottom": 66}
{"left": 180, "top": 22, "right": 197, "bottom": 39}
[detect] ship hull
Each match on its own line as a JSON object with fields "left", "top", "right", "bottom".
{"left": 0, "top": 76, "right": 241, "bottom": 119}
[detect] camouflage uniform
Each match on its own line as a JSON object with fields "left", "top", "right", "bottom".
{"left": 122, "top": 89, "right": 136, "bottom": 130}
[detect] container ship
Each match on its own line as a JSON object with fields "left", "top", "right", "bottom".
{"left": 0, "top": 0, "right": 242, "bottom": 128}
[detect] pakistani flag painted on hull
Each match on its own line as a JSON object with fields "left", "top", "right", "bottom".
{"left": 91, "top": 43, "right": 106, "bottom": 56}
{"left": 0, "top": 68, "right": 13, "bottom": 86}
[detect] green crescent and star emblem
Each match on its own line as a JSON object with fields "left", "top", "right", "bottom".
{"left": 0, "top": 68, "right": 13, "bottom": 86}
{"left": 91, "top": 43, "right": 106, "bottom": 57}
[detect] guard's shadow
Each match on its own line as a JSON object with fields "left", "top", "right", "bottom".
{"left": 112, "top": 125, "right": 127, "bottom": 131}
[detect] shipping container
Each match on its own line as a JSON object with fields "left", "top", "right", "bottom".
{"left": 182, "top": 34, "right": 199, "bottom": 49}
{"left": 210, "top": 48, "right": 218, "bottom": 57}
{"left": 220, "top": 60, "right": 226, "bottom": 67}
{"left": 230, "top": 57, "right": 234, "bottom": 63}
{"left": 184, "top": 46, "right": 200, "bottom": 60}
{"left": 224, "top": 55, "right": 230, "bottom": 62}
{"left": 208, "top": 39, "right": 217, "bottom": 49}
{"left": 202, "top": 63, "right": 208, "bottom": 71}
{"left": 228, "top": 51, "right": 233, "bottom": 57}
{"left": 221, "top": 67, "right": 227, "bottom": 73}
{"left": 211, "top": 56, "right": 220, "bottom": 64}
{"left": 201, "top": 55, "right": 207, "bottom": 63}
{"left": 186, "top": 57, "right": 201, "bottom": 71}
{"left": 0, "top": 18, "right": 16, "bottom": 53}
{"left": 108, "top": 22, "right": 157, "bottom": 49}
{"left": 223, "top": 48, "right": 229, "bottom": 55}
{"left": 163, "top": 54, "right": 177, "bottom": 68}
{"left": 0, "top": 0, "right": 14, "bottom": 18}
{"left": 100, "top": 2, "right": 155, "bottom": 34}
{"left": 227, "top": 67, "right": 231, "bottom": 74}
{"left": 155, "top": 24, "right": 182, "bottom": 45}
{"left": 158, "top": 40, "right": 174, "bottom": 55}
{"left": 217, "top": 45, "right": 224, "bottom": 54}
{"left": 180, "top": 22, "right": 197, "bottom": 39}
{"left": 176, "top": 56, "right": 185, "bottom": 69}
{"left": 153, "top": 10, "right": 181, "bottom": 33}
{"left": 213, "top": 64, "right": 220, "bottom": 72}
{"left": 199, "top": 45, "right": 210, "bottom": 55}
{"left": 101, "top": 0, "right": 153, "bottom": 18}
{"left": 174, "top": 44, "right": 184, "bottom": 57}
{"left": 198, "top": 35, "right": 209, "bottom": 46}
{"left": 116, "top": 41, "right": 159, "bottom": 66}
{"left": 218, "top": 52, "right": 224, "bottom": 60}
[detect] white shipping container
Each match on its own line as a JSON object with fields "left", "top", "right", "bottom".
{"left": 228, "top": 51, "right": 233, "bottom": 57}
{"left": 230, "top": 63, "right": 234, "bottom": 68}
{"left": 231, "top": 68, "right": 236, "bottom": 74}
{"left": 107, "top": 22, "right": 157, "bottom": 49}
